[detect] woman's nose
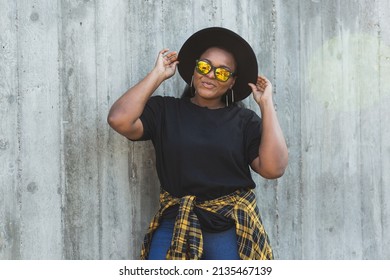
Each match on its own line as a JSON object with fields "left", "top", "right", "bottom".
{"left": 206, "top": 69, "right": 215, "bottom": 79}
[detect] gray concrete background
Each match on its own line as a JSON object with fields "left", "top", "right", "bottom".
{"left": 1, "top": 0, "right": 389, "bottom": 259}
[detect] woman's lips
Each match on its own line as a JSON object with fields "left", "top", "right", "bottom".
{"left": 201, "top": 81, "right": 215, "bottom": 89}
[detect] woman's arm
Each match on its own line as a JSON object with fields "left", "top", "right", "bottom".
{"left": 248, "top": 76, "right": 288, "bottom": 179}
{"left": 107, "top": 49, "right": 178, "bottom": 140}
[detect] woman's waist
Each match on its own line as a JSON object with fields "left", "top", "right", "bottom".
{"left": 162, "top": 204, "right": 235, "bottom": 232}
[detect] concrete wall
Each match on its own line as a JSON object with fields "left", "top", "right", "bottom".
{"left": 1, "top": 0, "right": 389, "bottom": 260}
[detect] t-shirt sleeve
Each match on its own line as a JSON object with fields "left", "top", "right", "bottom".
{"left": 245, "top": 111, "right": 262, "bottom": 164}
{"left": 137, "top": 95, "right": 164, "bottom": 141}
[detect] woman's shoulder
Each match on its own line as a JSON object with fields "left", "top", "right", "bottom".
{"left": 234, "top": 104, "right": 261, "bottom": 121}
{"left": 147, "top": 95, "right": 182, "bottom": 107}
{"left": 149, "top": 95, "right": 179, "bottom": 102}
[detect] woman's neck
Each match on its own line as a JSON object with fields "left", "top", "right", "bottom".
{"left": 190, "top": 96, "right": 225, "bottom": 109}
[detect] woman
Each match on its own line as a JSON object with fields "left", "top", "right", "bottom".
{"left": 107, "top": 27, "right": 288, "bottom": 260}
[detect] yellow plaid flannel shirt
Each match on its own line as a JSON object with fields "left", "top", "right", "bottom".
{"left": 140, "top": 188, "right": 273, "bottom": 260}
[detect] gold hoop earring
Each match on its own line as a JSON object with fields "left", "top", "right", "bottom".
{"left": 226, "top": 88, "right": 234, "bottom": 107}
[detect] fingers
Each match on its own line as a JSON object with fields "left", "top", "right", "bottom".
{"left": 159, "top": 48, "right": 170, "bottom": 56}
{"left": 160, "top": 49, "right": 178, "bottom": 65}
{"left": 248, "top": 83, "right": 258, "bottom": 92}
{"left": 249, "top": 75, "right": 272, "bottom": 97}
{"left": 256, "top": 75, "right": 269, "bottom": 89}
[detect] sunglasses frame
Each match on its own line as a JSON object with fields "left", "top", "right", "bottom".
{"left": 195, "top": 59, "right": 235, "bottom": 82}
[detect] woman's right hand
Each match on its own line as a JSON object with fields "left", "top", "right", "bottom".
{"left": 153, "top": 49, "right": 179, "bottom": 80}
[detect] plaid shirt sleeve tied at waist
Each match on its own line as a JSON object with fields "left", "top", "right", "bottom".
{"left": 140, "top": 189, "right": 274, "bottom": 260}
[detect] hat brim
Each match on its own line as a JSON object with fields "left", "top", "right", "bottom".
{"left": 178, "top": 27, "right": 258, "bottom": 101}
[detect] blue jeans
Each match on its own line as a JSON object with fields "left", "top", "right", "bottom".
{"left": 148, "top": 218, "right": 240, "bottom": 260}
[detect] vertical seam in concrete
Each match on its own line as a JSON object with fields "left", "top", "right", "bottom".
{"left": 15, "top": 0, "right": 22, "bottom": 260}
{"left": 337, "top": 0, "right": 345, "bottom": 259}
{"left": 297, "top": 0, "right": 304, "bottom": 259}
{"left": 357, "top": 1, "right": 365, "bottom": 259}
{"left": 94, "top": 0, "right": 103, "bottom": 259}
{"left": 298, "top": 0, "right": 304, "bottom": 259}
{"left": 57, "top": 0, "right": 66, "bottom": 260}
{"left": 376, "top": 2, "right": 384, "bottom": 259}
{"left": 272, "top": 0, "right": 277, "bottom": 96}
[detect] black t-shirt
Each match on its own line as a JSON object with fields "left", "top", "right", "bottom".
{"left": 138, "top": 96, "right": 262, "bottom": 201}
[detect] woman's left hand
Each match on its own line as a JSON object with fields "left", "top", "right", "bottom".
{"left": 248, "top": 75, "right": 288, "bottom": 179}
{"left": 248, "top": 75, "right": 273, "bottom": 106}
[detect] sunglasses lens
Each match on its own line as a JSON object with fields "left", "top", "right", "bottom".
{"left": 196, "top": 61, "right": 211, "bottom": 75}
{"left": 215, "top": 68, "right": 231, "bottom": 82}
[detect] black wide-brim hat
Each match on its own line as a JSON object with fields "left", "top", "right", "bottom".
{"left": 178, "top": 27, "right": 258, "bottom": 101}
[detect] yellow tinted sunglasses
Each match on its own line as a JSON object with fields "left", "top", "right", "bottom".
{"left": 195, "top": 60, "right": 235, "bottom": 82}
